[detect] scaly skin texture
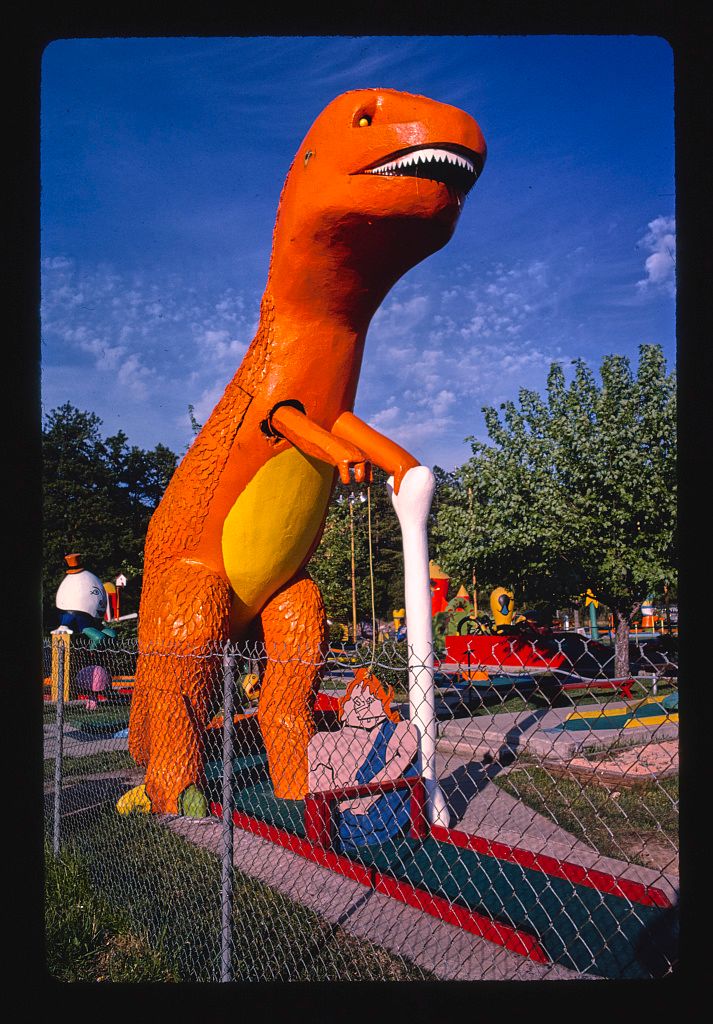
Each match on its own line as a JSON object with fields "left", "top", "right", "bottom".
{"left": 126, "top": 88, "right": 486, "bottom": 813}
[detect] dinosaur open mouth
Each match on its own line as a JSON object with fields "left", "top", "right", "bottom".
{"left": 355, "top": 143, "right": 483, "bottom": 195}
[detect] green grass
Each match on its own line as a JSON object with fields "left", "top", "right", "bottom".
{"left": 44, "top": 704, "right": 131, "bottom": 729}
{"left": 493, "top": 760, "right": 678, "bottom": 866}
{"left": 45, "top": 840, "right": 180, "bottom": 981}
{"left": 44, "top": 750, "right": 137, "bottom": 782}
{"left": 50, "top": 805, "right": 433, "bottom": 982}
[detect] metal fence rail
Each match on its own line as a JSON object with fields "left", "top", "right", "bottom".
{"left": 43, "top": 631, "right": 679, "bottom": 981}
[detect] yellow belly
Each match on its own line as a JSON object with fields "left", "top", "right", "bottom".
{"left": 222, "top": 446, "right": 334, "bottom": 627}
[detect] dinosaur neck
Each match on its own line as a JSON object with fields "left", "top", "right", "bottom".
{"left": 231, "top": 205, "right": 455, "bottom": 418}
{"left": 260, "top": 286, "right": 368, "bottom": 415}
{"left": 266, "top": 204, "right": 445, "bottom": 331}
{"left": 266, "top": 242, "right": 387, "bottom": 334}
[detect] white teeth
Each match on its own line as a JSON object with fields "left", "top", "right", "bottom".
{"left": 366, "top": 147, "right": 475, "bottom": 176}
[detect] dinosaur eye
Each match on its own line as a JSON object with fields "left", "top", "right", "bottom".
{"left": 358, "top": 114, "right": 372, "bottom": 127}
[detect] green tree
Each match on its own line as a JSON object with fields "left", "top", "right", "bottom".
{"left": 42, "top": 404, "right": 177, "bottom": 627}
{"left": 435, "top": 345, "right": 676, "bottom": 674}
{"left": 309, "top": 467, "right": 405, "bottom": 636}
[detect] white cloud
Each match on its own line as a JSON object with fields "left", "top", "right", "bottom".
{"left": 636, "top": 216, "right": 676, "bottom": 296}
{"left": 117, "top": 353, "right": 153, "bottom": 400}
{"left": 370, "top": 405, "right": 401, "bottom": 428}
{"left": 356, "top": 254, "right": 577, "bottom": 462}
{"left": 191, "top": 383, "right": 225, "bottom": 424}
{"left": 41, "top": 257, "right": 258, "bottom": 413}
{"left": 196, "top": 328, "right": 248, "bottom": 363}
{"left": 41, "top": 255, "right": 74, "bottom": 271}
{"left": 75, "top": 335, "right": 126, "bottom": 372}
{"left": 370, "top": 294, "right": 430, "bottom": 340}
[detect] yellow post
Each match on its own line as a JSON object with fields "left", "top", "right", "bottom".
{"left": 51, "top": 630, "right": 71, "bottom": 702}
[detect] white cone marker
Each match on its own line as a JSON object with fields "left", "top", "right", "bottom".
{"left": 387, "top": 466, "right": 450, "bottom": 826}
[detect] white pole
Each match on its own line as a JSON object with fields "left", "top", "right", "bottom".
{"left": 387, "top": 467, "right": 449, "bottom": 826}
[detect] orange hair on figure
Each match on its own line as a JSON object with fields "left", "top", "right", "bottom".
{"left": 338, "top": 667, "right": 401, "bottom": 724}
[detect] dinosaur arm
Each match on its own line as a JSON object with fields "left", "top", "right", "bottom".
{"left": 331, "top": 411, "right": 419, "bottom": 495}
{"left": 269, "top": 404, "right": 371, "bottom": 485}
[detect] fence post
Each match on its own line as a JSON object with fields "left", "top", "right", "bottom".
{"left": 220, "top": 642, "right": 236, "bottom": 983}
{"left": 52, "top": 636, "right": 66, "bottom": 857}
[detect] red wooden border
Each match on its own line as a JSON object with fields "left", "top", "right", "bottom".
{"left": 304, "top": 776, "right": 429, "bottom": 847}
{"left": 373, "top": 871, "right": 549, "bottom": 963}
{"left": 209, "top": 799, "right": 551, "bottom": 964}
{"left": 559, "top": 677, "right": 634, "bottom": 699}
{"left": 304, "top": 792, "right": 334, "bottom": 848}
{"left": 430, "top": 824, "right": 671, "bottom": 909}
{"left": 209, "top": 801, "right": 374, "bottom": 888}
{"left": 305, "top": 776, "right": 418, "bottom": 802}
{"left": 408, "top": 777, "right": 429, "bottom": 841}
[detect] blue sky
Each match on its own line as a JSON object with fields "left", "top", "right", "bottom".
{"left": 40, "top": 35, "right": 675, "bottom": 470}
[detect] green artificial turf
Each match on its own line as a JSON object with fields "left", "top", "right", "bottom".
{"left": 201, "top": 762, "right": 677, "bottom": 979}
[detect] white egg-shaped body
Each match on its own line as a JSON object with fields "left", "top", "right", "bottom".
{"left": 56, "top": 568, "right": 108, "bottom": 619}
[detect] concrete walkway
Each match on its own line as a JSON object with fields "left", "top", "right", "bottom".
{"left": 44, "top": 720, "right": 130, "bottom": 758}
{"left": 437, "top": 702, "right": 679, "bottom": 762}
{"left": 164, "top": 813, "right": 592, "bottom": 981}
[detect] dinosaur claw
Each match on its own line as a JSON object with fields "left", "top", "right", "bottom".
{"left": 116, "top": 784, "right": 152, "bottom": 815}
{"left": 178, "top": 784, "right": 209, "bottom": 818}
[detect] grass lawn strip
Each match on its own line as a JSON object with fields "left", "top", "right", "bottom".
{"left": 45, "top": 840, "right": 180, "bottom": 982}
{"left": 493, "top": 760, "right": 678, "bottom": 867}
{"left": 52, "top": 804, "right": 432, "bottom": 981}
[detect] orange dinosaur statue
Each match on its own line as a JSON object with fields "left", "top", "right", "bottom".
{"left": 118, "top": 88, "right": 486, "bottom": 817}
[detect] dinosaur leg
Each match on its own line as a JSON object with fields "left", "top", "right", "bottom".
{"left": 122, "top": 560, "right": 232, "bottom": 815}
{"left": 257, "top": 571, "right": 327, "bottom": 800}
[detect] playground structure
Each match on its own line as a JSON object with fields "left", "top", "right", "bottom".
{"left": 55, "top": 553, "right": 117, "bottom": 648}
{"left": 103, "top": 573, "right": 127, "bottom": 621}
{"left": 44, "top": 555, "right": 136, "bottom": 702}
{"left": 425, "top": 563, "right": 677, "bottom": 698}
{"left": 44, "top": 554, "right": 122, "bottom": 702}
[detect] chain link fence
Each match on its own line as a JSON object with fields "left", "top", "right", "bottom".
{"left": 44, "top": 628, "right": 678, "bottom": 981}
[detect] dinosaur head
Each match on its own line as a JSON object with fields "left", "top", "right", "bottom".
{"left": 268, "top": 89, "right": 487, "bottom": 324}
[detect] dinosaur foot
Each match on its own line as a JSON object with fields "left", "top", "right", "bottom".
{"left": 116, "top": 782, "right": 209, "bottom": 817}
{"left": 177, "top": 784, "right": 209, "bottom": 818}
{"left": 116, "top": 784, "right": 152, "bottom": 815}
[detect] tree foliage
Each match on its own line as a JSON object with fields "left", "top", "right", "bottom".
{"left": 309, "top": 467, "right": 405, "bottom": 633}
{"left": 42, "top": 344, "right": 676, "bottom": 673}
{"left": 42, "top": 403, "right": 177, "bottom": 626}
{"left": 433, "top": 345, "right": 676, "bottom": 671}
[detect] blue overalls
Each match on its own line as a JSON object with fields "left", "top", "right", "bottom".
{"left": 337, "top": 718, "right": 418, "bottom": 852}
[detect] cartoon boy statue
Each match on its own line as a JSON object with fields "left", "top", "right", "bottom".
{"left": 308, "top": 669, "right": 419, "bottom": 851}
